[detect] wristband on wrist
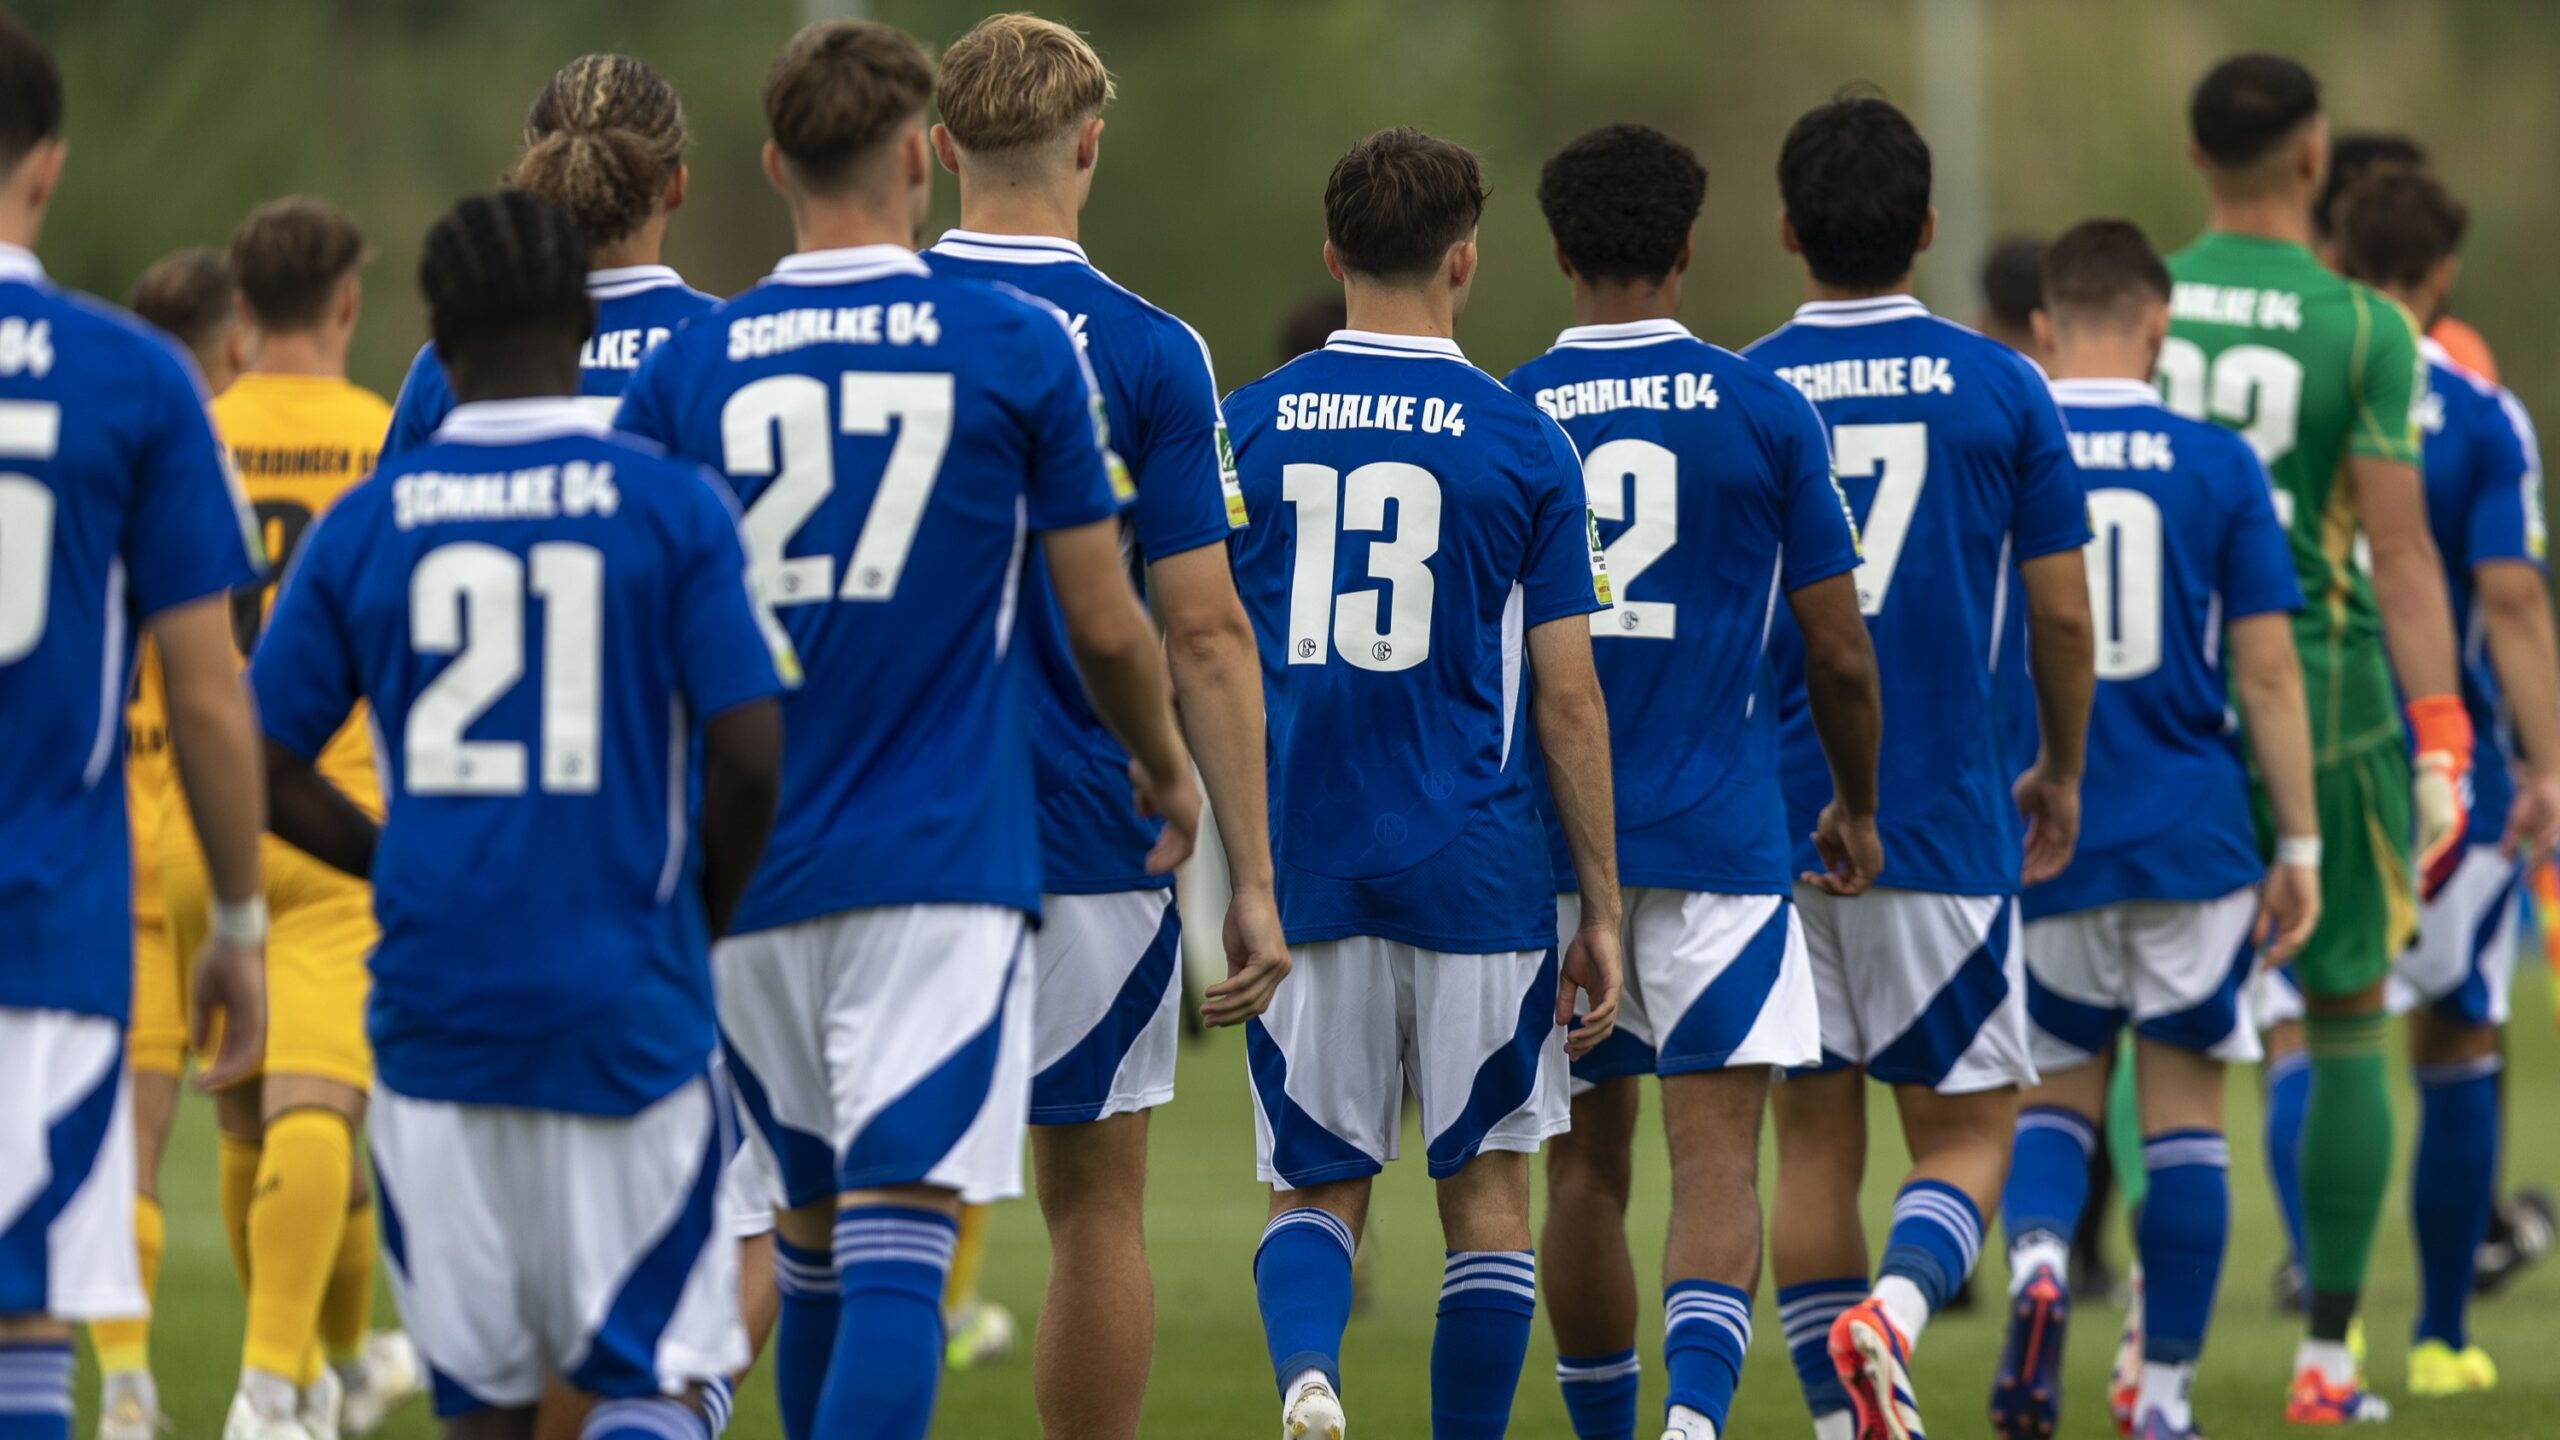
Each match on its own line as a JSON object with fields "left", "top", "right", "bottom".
{"left": 2406, "top": 693, "right": 2475, "bottom": 758}
{"left": 212, "top": 896, "right": 268, "bottom": 945}
{"left": 2274, "top": 835, "right": 2322, "bottom": 869}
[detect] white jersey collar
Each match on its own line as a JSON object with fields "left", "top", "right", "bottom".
{"left": 2048, "top": 377, "right": 2164, "bottom": 408}
{"left": 586, "top": 264, "right": 686, "bottom": 300}
{"left": 930, "top": 229, "right": 1090, "bottom": 265}
{"left": 1552, "top": 318, "right": 1694, "bottom": 350}
{"left": 1322, "top": 328, "right": 1467, "bottom": 362}
{"left": 431, "top": 397, "right": 611, "bottom": 446}
{"left": 2419, "top": 334, "right": 2453, "bottom": 369}
{"left": 1789, "top": 294, "right": 1931, "bottom": 327}
{"left": 769, "top": 245, "right": 931, "bottom": 286}
{"left": 0, "top": 243, "right": 43, "bottom": 285}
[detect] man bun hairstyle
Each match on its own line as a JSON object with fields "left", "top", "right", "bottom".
{"left": 2039, "top": 218, "right": 2170, "bottom": 328}
{"left": 1537, "top": 123, "right": 1706, "bottom": 286}
{"left": 765, "top": 19, "right": 936, "bottom": 195}
{"left": 0, "top": 12, "right": 61, "bottom": 177}
{"left": 1778, "top": 87, "right": 1932, "bottom": 291}
{"left": 1324, "top": 127, "right": 1486, "bottom": 284}
{"left": 419, "top": 190, "right": 591, "bottom": 369}
{"left": 228, "top": 197, "right": 368, "bottom": 332}
{"left": 937, "top": 13, "right": 1114, "bottom": 156}
{"left": 127, "top": 248, "right": 236, "bottom": 354}
{"left": 2189, "top": 53, "right": 2322, "bottom": 170}
{"left": 506, "top": 54, "right": 688, "bottom": 253}
{"left": 2333, "top": 165, "right": 2469, "bottom": 293}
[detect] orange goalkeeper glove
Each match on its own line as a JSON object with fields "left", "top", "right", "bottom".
{"left": 2408, "top": 693, "right": 2475, "bottom": 901}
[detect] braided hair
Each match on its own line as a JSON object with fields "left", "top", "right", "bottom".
{"left": 505, "top": 54, "right": 687, "bottom": 253}
{"left": 420, "top": 190, "right": 590, "bottom": 384}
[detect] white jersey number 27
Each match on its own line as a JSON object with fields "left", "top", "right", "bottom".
{"left": 723, "top": 372, "right": 954, "bottom": 607}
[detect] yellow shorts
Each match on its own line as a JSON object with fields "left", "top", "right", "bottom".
{"left": 127, "top": 897, "right": 187, "bottom": 1078}
{"left": 162, "top": 839, "right": 378, "bottom": 1092}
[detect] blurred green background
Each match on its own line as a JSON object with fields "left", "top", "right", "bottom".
{"left": 20, "top": 0, "right": 2560, "bottom": 440}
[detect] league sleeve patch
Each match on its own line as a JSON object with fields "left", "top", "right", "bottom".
{"left": 1585, "top": 505, "right": 1612, "bottom": 606}
{"left": 1217, "top": 419, "right": 1247, "bottom": 529}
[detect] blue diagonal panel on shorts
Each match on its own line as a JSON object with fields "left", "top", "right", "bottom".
{"left": 2024, "top": 967, "right": 2121, "bottom": 1057}
{"left": 1245, "top": 1018, "right": 1380, "bottom": 1187}
{"left": 1031, "top": 900, "right": 1181, "bottom": 1124}
{"left": 1425, "top": 946, "right": 1561, "bottom": 1178}
{"left": 837, "top": 936, "right": 1024, "bottom": 1192}
{"left": 1658, "top": 901, "right": 1790, "bottom": 1072}
{"left": 1871, "top": 905, "right": 2010, "bottom": 1087}
{"left": 2137, "top": 926, "right": 2255, "bottom": 1051}
{"left": 2437, "top": 865, "right": 2522, "bottom": 1026}
{"left": 568, "top": 1085, "right": 726, "bottom": 1398}
{"left": 0, "top": 1037, "right": 120, "bottom": 1313}
{"left": 722, "top": 1031, "right": 838, "bottom": 1210}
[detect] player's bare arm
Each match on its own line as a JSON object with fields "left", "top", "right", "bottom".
{"left": 2357, "top": 453, "right": 2473, "bottom": 892}
{"left": 696, "top": 698, "right": 783, "bottom": 941}
{"left": 2475, "top": 560, "right": 2560, "bottom": 855}
{"left": 261, "top": 739, "right": 374, "bottom": 880}
{"left": 2228, "top": 611, "right": 2322, "bottom": 958}
{"left": 153, "top": 593, "right": 268, "bottom": 1091}
{"left": 1150, "top": 544, "right": 1288, "bottom": 1026}
{"left": 2016, "top": 546, "right": 2096, "bottom": 886}
{"left": 1527, "top": 615, "right": 1621, "bottom": 1056}
{"left": 1044, "top": 516, "right": 1202, "bottom": 873}
{"left": 1788, "top": 569, "right": 1885, "bottom": 895}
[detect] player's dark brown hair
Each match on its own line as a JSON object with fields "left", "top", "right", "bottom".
{"left": 1324, "top": 128, "right": 1486, "bottom": 284}
{"left": 765, "top": 19, "right": 936, "bottom": 195}
{"left": 127, "top": 247, "right": 236, "bottom": 352}
{"left": 228, "top": 197, "right": 367, "bottom": 331}
{"left": 419, "top": 189, "right": 590, "bottom": 377}
{"left": 2039, "top": 218, "right": 2170, "bottom": 327}
{"left": 0, "top": 13, "right": 61, "bottom": 177}
{"left": 1979, "top": 235, "right": 2047, "bottom": 332}
{"left": 1276, "top": 291, "right": 1347, "bottom": 363}
{"left": 2189, "top": 53, "right": 2321, "bottom": 170}
{"left": 2316, "top": 131, "right": 2428, "bottom": 240}
{"left": 506, "top": 54, "right": 687, "bottom": 252}
{"left": 2333, "top": 164, "right": 2469, "bottom": 293}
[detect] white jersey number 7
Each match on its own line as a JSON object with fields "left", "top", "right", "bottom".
{"left": 1832, "top": 422, "right": 1929, "bottom": 615}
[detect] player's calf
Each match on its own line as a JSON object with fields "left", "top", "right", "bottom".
{"left": 1544, "top": 1080, "right": 1643, "bottom": 1440}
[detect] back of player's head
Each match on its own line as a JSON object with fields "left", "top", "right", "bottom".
{"left": 1778, "top": 88, "right": 1931, "bottom": 291}
{"left": 128, "top": 247, "right": 236, "bottom": 353}
{"left": 1978, "top": 235, "right": 2046, "bottom": 333}
{"left": 2315, "top": 131, "right": 2428, "bottom": 240}
{"left": 937, "top": 14, "right": 1114, "bottom": 160}
{"left": 1324, "top": 127, "right": 1485, "bottom": 286}
{"left": 2188, "top": 54, "right": 2321, "bottom": 176}
{"left": 229, "top": 197, "right": 367, "bottom": 333}
{"left": 1537, "top": 123, "right": 1705, "bottom": 287}
{"left": 765, "top": 19, "right": 936, "bottom": 196}
{"left": 0, "top": 12, "right": 61, "bottom": 180}
{"left": 2333, "top": 164, "right": 2468, "bottom": 294}
{"left": 2040, "top": 219, "right": 2170, "bottom": 334}
{"left": 505, "top": 53, "right": 688, "bottom": 253}
{"left": 419, "top": 190, "right": 591, "bottom": 381}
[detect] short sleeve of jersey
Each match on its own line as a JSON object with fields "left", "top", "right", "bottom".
{"left": 2349, "top": 290, "right": 2425, "bottom": 464}
{"left": 670, "top": 469, "right": 791, "bottom": 720}
{"left": 247, "top": 511, "right": 358, "bottom": 763}
{"left": 381, "top": 344, "right": 452, "bottom": 460}
{"left": 1127, "top": 322, "right": 1238, "bottom": 562}
{"left": 612, "top": 336, "right": 685, "bottom": 450}
{"left": 1020, "top": 308, "right": 1121, "bottom": 534}
{"left": 1773, "top": 383, "right": 1861, "bottom": 592}
{"left": 2009, "top": 368, "right": 2094, "bottom": 560}
{"left": 2217, "top": 442, "right": 2306, "bottom": 619}
{"left": 1520, "top": 413, "right": 1608, "bottom": 627}
{"left": 126, "top": 343, "right": 262, "bottom": 619}
{"left": 2466, "top": 390, "right": 2544, "bottom": 572}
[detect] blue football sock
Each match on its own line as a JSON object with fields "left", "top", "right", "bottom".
{"left": 2002, "top": 1106, "right": 2098, "bottom": 1266}
{"left": 1431, "top": 1250, "right": 1536, "bottom": 1439}
{"left": 1663, "top": 1279, "right": 1751, "bottom": 1435}
{"left": 813, "top": 1206, "right": 954, "bottom": 1440}
{"left": 2412, "top": 1055, "right": 2501, "bottom": 1348}
{"left": 1555, "top": 1348, "right": 1640, "bottom": 1440}
{"left": 0, "top": 1343, "right": 72, "bottom": 1440}
{"left": 771, "top": 1236, "right": 839, "bottom": 1440}
{"left": 1880, "top": 1179, "right": 1984, "bottom": 1317}
{"left": 1776, "top": 1278, "right": 1863, "bottom": 1420}
{"left": 1255, "top": 1208, "right": 1357, "bottom": 1397}
{"left": 581, "top": 1397, "right": 709, "bottom": 1440}
{"left": 697, "top": 1376, "right": 735, "bottom": 1439}
{"left": 2264, "top": 1048, "right": 2311, "bottom": 1267}
{"left": 2137, "top": 1129, "right": 2231, "bottom": 1364}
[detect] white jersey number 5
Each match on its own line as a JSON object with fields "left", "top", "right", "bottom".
{"left": 1833, "top": 422, "right": 1929, "bottom": 615}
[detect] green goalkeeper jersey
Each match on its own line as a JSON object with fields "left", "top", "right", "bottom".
{"left": 2163, "top": 230, "right": 2425, "bottom": 757}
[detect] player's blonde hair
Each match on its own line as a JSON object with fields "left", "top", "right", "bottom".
{"left": 936, "top": 13, "right": 1114, "bottom": 160}
{"left": 506, "top": 54, "right": 687, "bottom": 253}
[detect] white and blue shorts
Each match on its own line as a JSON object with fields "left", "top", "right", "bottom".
{"left": 716, "top": 904, "right": 1033, "bottom": 1209}
{"left": 1247, "top": 936, "right": 1569, "bottom": 1191}
{"left": 0, "top": 1009, "right": 138, "bottom": 1321}
{"left": 715, "top": 1125, "right": 779, "bottom": 1241}
{"left": 2390, "top": 845, "right": 2522, "bottom": 1027}
{"left": 1030, "top": 888, "right": 1182, "bottom": 1126}
{"left": 369, "top": 1072, "right": 744, "bottom": 1413}
{"left": 1791, "top": 885, "right": 2036, "bottom": 1094}
{"left": 2020, "top": 887, "right": 2264, "bottom": 1071}
{"left": 1556, "top": 889, "right": 1820, "bottom": 1091}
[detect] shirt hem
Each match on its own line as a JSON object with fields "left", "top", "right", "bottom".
{"left": 1280, "top": 918, "right": 1555, "bottom": 955}
{"left": 732, "top": 884, "right": 1042, "bottom": 937}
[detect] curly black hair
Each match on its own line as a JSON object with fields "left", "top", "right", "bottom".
{"left": 1536, "top": 123, "right": 1705, "bottom": 286}
{"left": 1778, "top": 87, "right": 1930, "bottom": 291}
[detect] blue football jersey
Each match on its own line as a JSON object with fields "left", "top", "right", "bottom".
{"left": 1504, "top": 319, "right": 1860, "bottom": 895}
{"left": 1747, "top": 296, "right": 2091, "bottom": 894}
{"left": 616, "top": 245, "right": 1121, "bottom": 932}
{"left": 2023, "top": 378, "right": 2302, "bottom": 918}
{"left": 0, "top": 245, "right": 261, "bottom": 1021}
{"left": 925, "top": 230, "right": 1244, "bottom": 894}
{"left": 1225, "top": 330, "right": 1608, "bottom": 952}
{"left": 2419, "top": 343, "right": 2546, "bottom": 848}
{"left": 248, "top": 400, "right": 785, "bottom": 1115}
{"left": 383, "top": 266, "right": 717, "bottom": 458}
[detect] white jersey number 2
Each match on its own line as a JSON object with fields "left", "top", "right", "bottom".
{"left": 1283, "top": 461, "right": 1441, "bottom": 672}
{"left": 1581, "top": 438, "right": 1678, "bottom": 639}
{"left": 1833, "top": 422, "right": 1929, "bottom": 615}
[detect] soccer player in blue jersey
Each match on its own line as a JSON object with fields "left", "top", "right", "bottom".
{"left": 1505, "top": 123, "right": 1882, "bottom": 1440}
{"left": 2329, "top": 166, "right": 2560, "bottom": 1399}
{"left": 384, "top": 55, "right": 713, "bottom": 455}
{"left": 1224, "top": 127, "right": 1624, "bottom": 1440}
{"left": 0, "top": 21, "right": 272, "bottom": 1439}
{"left": 1743, "top": 92, "right": 2097, "bottom": 1440}
{"left": 612, "top": 23, "right": 1200, "bottom": 1440}
{"left": 921, "top": 15, "right": 1286, "bottom": 1435}
{"left": 249, "top": 188, "right": 786, "bottom": 1440}
{"left": 1987, "top": 220, "right": 2322, "bottom": 1440}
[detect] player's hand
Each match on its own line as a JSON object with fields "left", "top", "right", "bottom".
{"left": 2408, "top": 694, "right": 2474, "bottom": 900}
{"left": 2502, "top": 767, "right": 2560, "bottom": 860}
{"left": 1801, "top": 803, "right": 1883, "bottom": 897}
{"left": 2254, "top": 860, "right": 2323, "bottom": 964}
{"left": 1556, "top": 916, "right": 1622, "bottom": 1059}
{"left": 2013, "top": 762, "right": 2082, "bottom": 888}
{"left": 1202, "top": 885, "right": 1290, "bottom": 1028}
{"left": 190, "top": 934, "right": 267, "bottom": 1092}
{"left": 1131, "top": 759, "right": 1203, "bottom": 875}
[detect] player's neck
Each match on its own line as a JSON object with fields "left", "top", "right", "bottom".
{"left": 791, "top": 197, "right": 919, "bottom": 257}
{"left": 0, "top": 212, "right": 36, "bottom": 255}
{"left": 249, "top": 329, "right": 347, "bottom": 380}
{"left": 591, "top": 215, "right": 668, "bottom": 272}
{"left": 1341, "top": 284, "right": 1455, "bottom": 341}
{"left": 2046, "top": 335, "right": 2156, "bottom": 384}
{"left": 1570, "top": 279, "right": 1679, "bottom": 327}
{"left": 955, "top": 177, "right": 1082, "bottom": 245}
{"left": 450, "top": 358, "right": 580, "bottom": 405}
{"left": 1802, "top": 273, "right": 1914, "bottom": 304}
{"left": 2203, "top": 191, "right": 2314, "bottom": 250}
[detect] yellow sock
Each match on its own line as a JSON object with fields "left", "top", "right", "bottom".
{"left": 320, "top": 1200, "right": 376, "bottom": 1366}
{"left": 943, "top": 1202, "right": 990, "bottom": 1317}
{"left": 217, "top": 1131, "right": 260, "bottom": 1289}
{"left": 89, "top": 1195, "right": 164, "bottom": 1375}
{"left": 241, "top": 1110, "right": 353, "bottom": 1381}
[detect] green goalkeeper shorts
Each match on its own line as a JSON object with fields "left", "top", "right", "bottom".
{"left": 2259, "top": 737, "right": 2414, "bottom": 1000}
